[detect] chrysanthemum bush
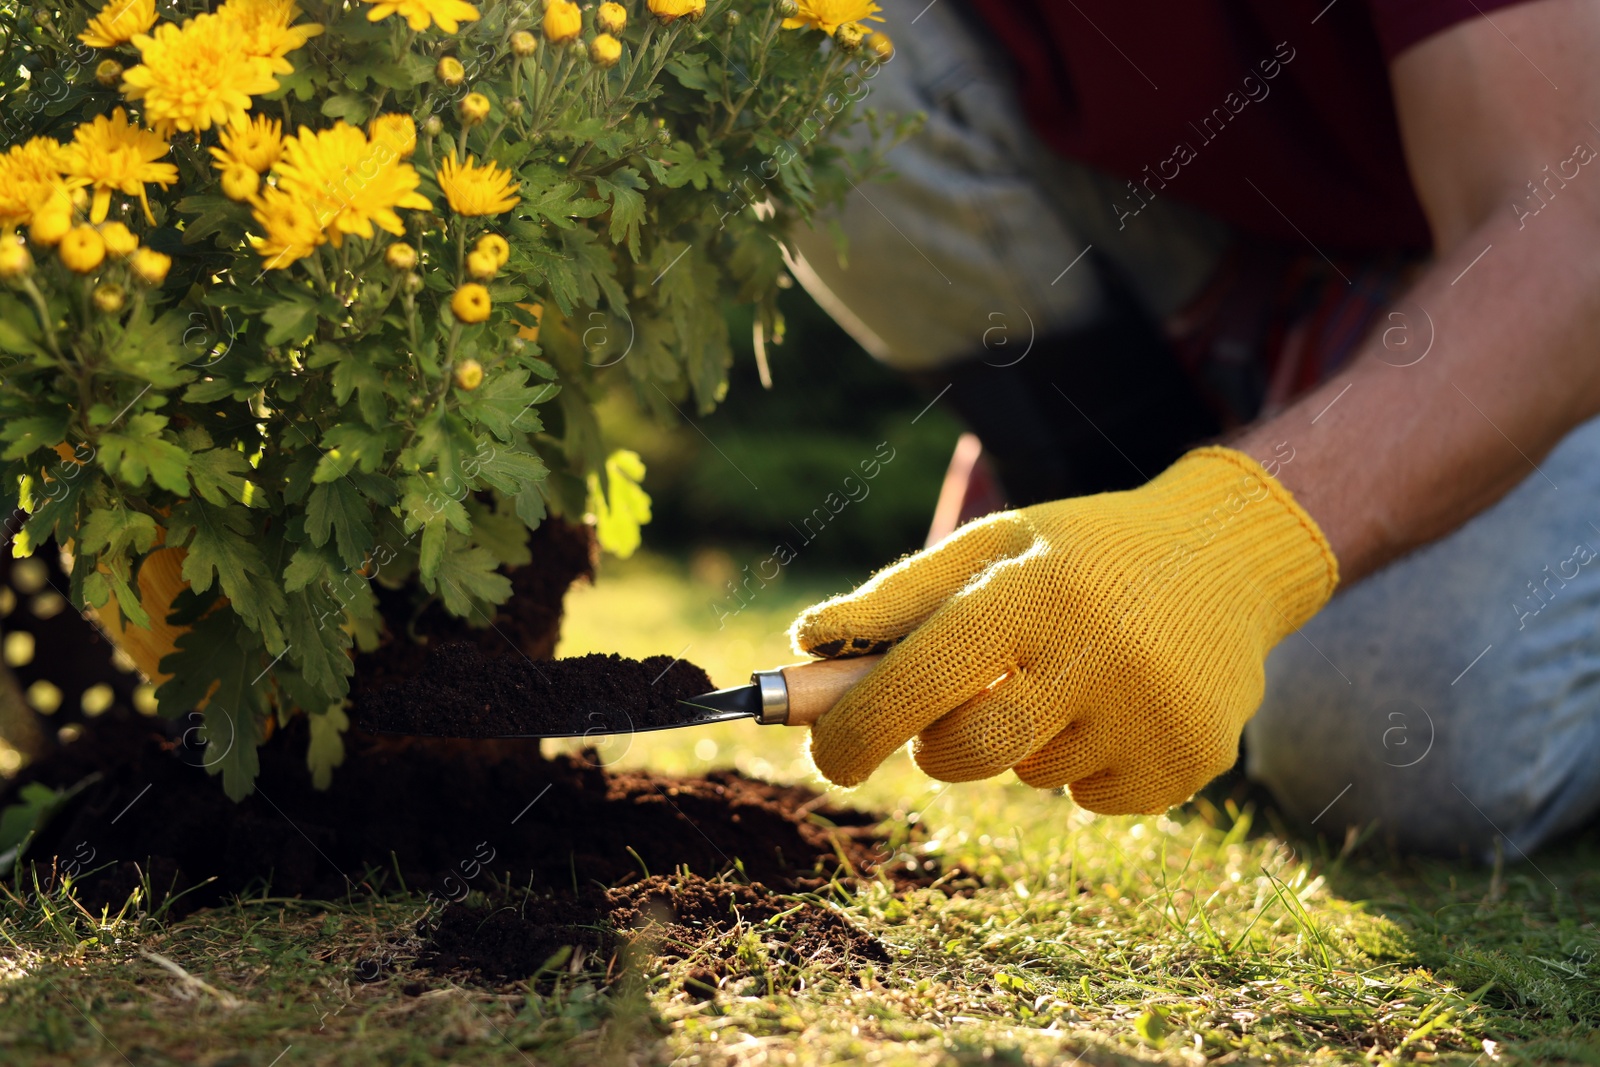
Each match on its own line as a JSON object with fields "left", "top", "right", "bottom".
{"left": 0, "top": 0, "right": 908, "bottom": 796}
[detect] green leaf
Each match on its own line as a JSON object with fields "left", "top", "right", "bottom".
{"left": 586, "top": 449, "right": 651, "bottom": 559}
{"left": 314, "top": 423, "right": 393, "bottom": 481}
{"left": 666, "top": 53, "right": 715, "bottom": 93}
{"left": 458, "top": 369, "right": 556, "bottom": 442}
{"left": 99, "top": 413, "right": 191, "bottom": 494}
{"left": 156, "top": 614, "right": 266, "bottom": 799}
{"left": 594, "top": 168, "right": 647, "bottom": 261}
{"left": 0, "top": 294, "right": 46, "bottom": 356}
{"left": 428, "top": 538, "right": 512, "bottom": 618}
{"left": 167, "top": 499, "right": 285, "bottom": 648}
{"left": 78, "top": 506, "right": 159, "bottom": 558}
{"left": 654, "top": 140, "right": 723, "bottom": 191}
{"left": 321, "top": 92, "right": 373, "bottom": 125}
{"left": 111, "top": 307, "right": 204, "bottom": 388}
{"left": 1, "top": 414, "right": 68, "bottom": 461}
{"left": 189, "top": 448, "right": 264, "bottom": 507}
{"left": 306, "top": 704, "right": 349, "bottom": 791}
{"left": 263, "top": 298, "right": 319, "bottom": 347}
{"left": 283, "top": 588, "right": 354, "bottom": 696}
{"left": 331, "top": 354, "right": 390, "bottom": 428}
{"left": 176, "top": 194, "right": 253, "bottom": 247}
{"left": 472, "top": 445, "right": 548, "bottom": 497}
{"left": 306, "top": 479, "right": 375, "bottom": 569}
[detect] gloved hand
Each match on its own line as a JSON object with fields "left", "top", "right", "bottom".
{"left": 790, "top": 446, "right": 1338, "bottom": 814}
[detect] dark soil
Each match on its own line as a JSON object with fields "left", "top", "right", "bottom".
{"left": 350, "top": 516, "right": 596, "bottom": 697}
{"left": 354, "top": 642, "right": 715, "bottom": 738}
{"left": 2, "top": 515, "right": 925, "bottom": 988}
{"left": 418, "top": 875, "right": 890, "bottom": 989}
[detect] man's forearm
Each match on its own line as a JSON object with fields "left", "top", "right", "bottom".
{"left": 1235, "top": 208, "right": 1600, "bottom": 584}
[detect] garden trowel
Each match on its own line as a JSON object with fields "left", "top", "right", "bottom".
{"left": 359, "top": 651, "right": 886, "bottom": 740}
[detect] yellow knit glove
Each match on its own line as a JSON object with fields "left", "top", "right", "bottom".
{"left": 790, "top": 446, "right": 1339, "bottom": 814}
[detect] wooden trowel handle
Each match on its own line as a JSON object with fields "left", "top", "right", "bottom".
{"left": 765, "top": 654, "right": 885, "bottom": 727}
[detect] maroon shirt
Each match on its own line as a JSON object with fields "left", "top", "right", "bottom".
{"left": 965, "top": 0, "right": 1532, "bottom": 253}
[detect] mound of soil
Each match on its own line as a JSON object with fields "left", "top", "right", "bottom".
{"left": 418, "top": 875, "right": 889, "bottom": 990}
{"left": 355, "top": 643, "right": 715, "bottom": 738}
{"left": 2, "top": 516, "right": 924, "bottom": 986}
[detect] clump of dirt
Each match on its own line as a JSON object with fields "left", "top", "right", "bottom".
{"left": 355, "top": 643, "right": 715, "bottom": 738}
{"left": 418, "top": 875, "right": 889, "bottom": 988}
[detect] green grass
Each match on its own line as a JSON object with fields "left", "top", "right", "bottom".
{"left": 1, "top": 554, "right": 1598, "bottom": 1065}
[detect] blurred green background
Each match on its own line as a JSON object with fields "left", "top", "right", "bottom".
{"left": 595, "top": 284, "right": 965, "bottom": 593}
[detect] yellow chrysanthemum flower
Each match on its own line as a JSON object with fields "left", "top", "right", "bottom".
{"left": 0, "top": 137, "right": 71, "bottom": 228}
{"left": 475, "top": 233, "right": 509, "bottom": 267}
{"left": 130, "top": 247, "right": 172, "bottom": 285}
{"left": 781, "top": 0, "right": 883, "bottom": 34}
{"left": 363, "top": 0, "right": 481, "bottom": 34}
{"left": 216, "top": 0, "right": 325, "bottom": 76}
{"left": 59, "top": 225, "right": 108, "bottom": 274}
{"left": 543, "top": 0, "right": 582, "bottom": 42}
{"left": 99, "top": 221, "right": 140, "bottom": 258}
{"left": 368, "top": 114, "right": 417, "bottom": 160}
{"left": 437, "top": 153, "right": 521, "bottom": 216}
{"left": 273, "top": 122, "right": 433, "bottom": 247}
{"left": 79, "top": 0, "right": 158, "bottom": 48}
{"left": 210, "top": 113, "right": 285, "bottom": 174}
{"left": 249, "top": 185, "right": 326, "bottom": 269}
{"left": 451, "top": 283, "right": 491, "bottom": 323}
{"left": 648, "top": 0, "right": 705, "bottom": 22}
{"left": 63, "top": 108, "right": 179, "bottom": 225}
{"left": 122, "top": 13, "right": 280, "bottom": 135}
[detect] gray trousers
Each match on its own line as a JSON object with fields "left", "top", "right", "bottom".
{"left": 793, "top": 0, "right": 1600, "bottom": 857}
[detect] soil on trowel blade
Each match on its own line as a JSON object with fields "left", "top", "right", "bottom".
{"left": 354, "top": 643, "right": 715, "bottom": 738}
{"left": 418, "top": 875, "right": 890, "bottom": 988}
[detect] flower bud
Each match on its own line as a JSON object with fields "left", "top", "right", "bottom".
{"left": 776, "top": 0, "right": 798, "bottom": 17}
{"left": 459, "top": 92, "right": 491, "bottom": 126}
{"left": 589, "top": 33, "right": 622, "bottom": 69}
{"left": 423, "top": 114, "right": 444, "bottom": 138}
{"left": 130, "top": 248, "right": 171, "bottom": 286}
{"left": 648, "top": 0, "right": 706, "bottom": 22}
{"left": 451, "top": 283, "right": 492, "bottom": 324}
{"left": 466, "top": 248, "right": 498, "bottom": 280}
{"left": 32, "top": 9, "right": 50, "bottom": 26}
{"left": 543, "top": 0, "right": 582, "bottom": 43}
{"left": 833, "top": 21, "right": 864, "bottom": 52}
{"left": 99, "top": 221, "right": 139, "bottom": 258}
{"left": 726, "top": 10, "right": 741, "bottom": 25}
{"left": 475, "top": 233, "right": 510, "bottom": 268}
{"left": 864, "top": 31, "right": 893, "bottom": 63}
{"left": 596, "top": 1, "right": 627, "bottom": 34}
{"left": 219, "top": 163, "right": 259, "bottom": 202}
{"left": 504, "top": 98, "right": 524, "bottom": 119}
{"left": 93, "top": 283, "right": 125, "bottom": 314}
{"left": 0, "top": 240, "right": 32, "bottom": 280}
{"left": 402, "top": 271, "right": 424, "bottom": 295}
{"left": 386, "top": 242, "right": 418, "bottom": 271}
{"left": 436, "top": 56, "right": 466, "bottom": 86}
{"left": 454, "top": 358, "right": 485, "bottom": 390}
{"left": 511, "top": 29, "right": 538, "bottom": 56}
{"left": 59, "top": 225, "right": 106, "bottom": 274}
{"left": 29, "top": 192, "right": 73, "bottom": 247}
{"left": 95, "top": 58, "right": 123, "bottom": 87}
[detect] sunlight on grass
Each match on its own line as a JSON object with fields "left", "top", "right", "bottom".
{"left": 0, "top": 559, "right": 1595, "bottom": 1064}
